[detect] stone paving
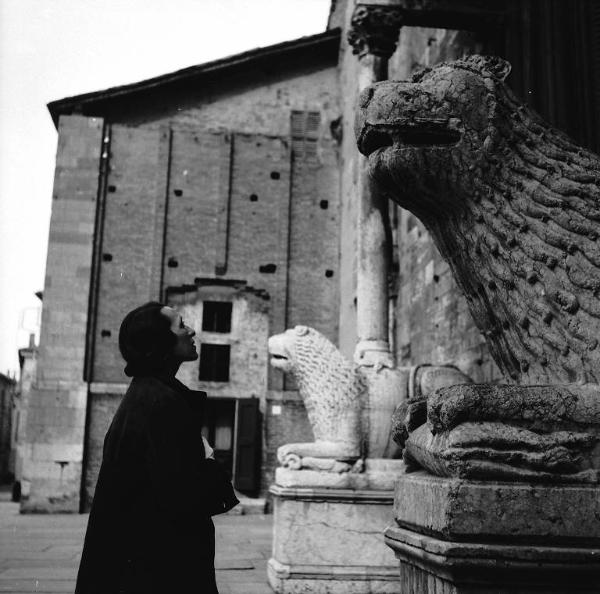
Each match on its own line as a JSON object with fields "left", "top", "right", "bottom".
{"left": 0, "top": 500, "right": 274, "bottom": 593}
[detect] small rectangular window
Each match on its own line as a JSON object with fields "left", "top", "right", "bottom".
{"left": 202, "top": 301, "right": 232, "bottom": 333}
{"left": 199, "top": 344, "right": 230, "bottom": 382}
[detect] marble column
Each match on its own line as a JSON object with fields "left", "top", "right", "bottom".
{"left": 348, "top": 4, "right": 403, "bottom": 372}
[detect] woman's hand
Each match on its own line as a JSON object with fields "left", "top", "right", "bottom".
{"left": 202, "top": 436, "right": 215, "bottom": 459}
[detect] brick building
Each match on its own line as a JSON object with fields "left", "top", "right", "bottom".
{"left": 21, "top": 30, "right": 342, "bottom": 511}
{"left": 23, "top": 1, "right": 600, "bottom": 513}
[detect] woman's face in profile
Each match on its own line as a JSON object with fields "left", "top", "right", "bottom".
{"left": 160, "top": 306, "right": 198, "bottom": 363}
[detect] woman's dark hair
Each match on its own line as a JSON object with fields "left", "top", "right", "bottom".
{"left": 118, "top": 301, "right": 177, "bottom": 377}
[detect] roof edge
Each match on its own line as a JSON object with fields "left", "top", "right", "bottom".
{"left": 47, "top": 28, "right": 341, "bottom": 128}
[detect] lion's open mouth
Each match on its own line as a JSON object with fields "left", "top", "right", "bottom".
{"left": 359, "top": 121, "right": 461, "bottom": 156}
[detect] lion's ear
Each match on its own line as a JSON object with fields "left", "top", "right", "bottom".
{"left": 463, "top": 55, "right": 512, "bottom": 81}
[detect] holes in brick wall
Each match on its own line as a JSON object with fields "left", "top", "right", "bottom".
{"left": 174, "top": 189, "right": 183, "bottom": 197}
{"left": 325, "top": 269, "right": 334, "bottom": 278}
{"left": 320, "top": 200, "right": 329, "bottom": 209}
{"left": 101, "top": 330, "right": 111, "bottom": 337}
{"left": 167, "top": 257, "right": 179, "bottom": 268}
{"left": 270, "top": 171, "right": 280, "bottom": 180}
{"left": 249, "top": 194, "right": 258, "bottom": 202}
{"left": 108, "top": 185, "right": 117, "bottom": 193}
{"left": 102, "top": 253, "right": 113, "bottom": 262}
{"left": 433, "top": 274, "right": 440, "bottom": 283}
{"left": 259, "top": 264, "right": 277, "bottom": 274}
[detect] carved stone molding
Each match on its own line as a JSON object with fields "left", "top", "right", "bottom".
{"left": 347, "top": 0, "right": 506, "bottom": 59}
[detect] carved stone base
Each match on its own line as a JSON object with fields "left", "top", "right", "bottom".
{"left": 386, "top": 472, "right": 600, "bottom": 593}
{"left": 268, "top": 464, "right": 403, "bottom": 594}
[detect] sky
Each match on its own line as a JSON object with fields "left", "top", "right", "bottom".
{"left": 0, "top": 0, "right": 331, "bottom": 376}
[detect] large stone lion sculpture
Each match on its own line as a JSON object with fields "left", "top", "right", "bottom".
{"left": 269, "top": 325, "right": 471, "bottom": 473}
{"left": 356, "top": 55, "right": 600, "bottom": 482}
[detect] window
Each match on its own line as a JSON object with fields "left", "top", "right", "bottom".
{"left": 202, "top": 301, "right": 232, "bottom": 333}
{"left": 199, "top": 344, "right": 230, "bottom": 382}
{"left": 291, "top": 110, "right": 321, "bottom": 161}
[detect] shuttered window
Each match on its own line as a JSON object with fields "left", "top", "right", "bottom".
{"left": 202, "top": 301, "right": 232, "bottom": 333}
{"left": 291, "top": 110, "right": 320, "bottom": 161}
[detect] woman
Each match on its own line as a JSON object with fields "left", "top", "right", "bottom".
{"left": 75, "top": 302, "right": 238, "bottom": 594}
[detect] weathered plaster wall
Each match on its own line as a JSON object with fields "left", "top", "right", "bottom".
{"left": 173, "top": 289, "right": 271, "bottom": 398}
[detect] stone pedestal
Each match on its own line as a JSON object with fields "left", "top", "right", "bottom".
{"left": 385, "top": 471, "right": 600, "bottom": 593}
{"left": 268, "top": 460, "right": 403, "bottom": 594}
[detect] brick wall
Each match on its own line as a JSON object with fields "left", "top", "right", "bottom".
{"left": 78, "top": 64, "right": 342, "bottom": 499}
{"left": 93, "top": 125, "right": 167, "bottom": 382}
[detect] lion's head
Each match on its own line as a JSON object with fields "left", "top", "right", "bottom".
{"left": 355, "top": 55, "right": 513, "bottom": 219}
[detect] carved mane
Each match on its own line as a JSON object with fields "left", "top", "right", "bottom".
{"left": 275, "top": 326, "right": 364, "bottom": 442}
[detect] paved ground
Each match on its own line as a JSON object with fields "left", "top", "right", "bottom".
{"left": 0, "top": 500, "right": 274, "bottom": 593}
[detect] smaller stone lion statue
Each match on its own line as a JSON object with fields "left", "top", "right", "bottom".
{"left": 269, "top": 326, "right": 472, "bottom": 473}
{"left": 268, "top": 326, "right": 365, "bottom": 473}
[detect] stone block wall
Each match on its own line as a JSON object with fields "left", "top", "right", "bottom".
{"left": 21, "top": 115, "right": 103, "bottom": 512}
{"left": 82, "top": 390, "right": 123, "bottom": 510}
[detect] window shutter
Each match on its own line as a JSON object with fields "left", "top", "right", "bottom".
{"left": 290, "top": 110, "right": 321, "bottom": 162}
{"left": 233, "top": 397, "right": 261, "bottom": 493}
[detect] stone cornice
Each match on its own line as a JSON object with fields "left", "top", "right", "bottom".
{"left": 348, "top": 0, "right": 507, "bottom": 58}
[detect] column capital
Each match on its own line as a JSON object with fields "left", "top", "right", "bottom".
{"left": 347, "top": 4, "right": 404, "bottom": 59}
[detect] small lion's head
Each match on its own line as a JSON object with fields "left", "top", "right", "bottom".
{"left": 268, "top": 325, "right": 358, "bottom": 394}
{"left": 267, "top": 325, "right": 311, "bottom": 374}
{"left": 355, "top": 55, "right": 512, "bottom": 220}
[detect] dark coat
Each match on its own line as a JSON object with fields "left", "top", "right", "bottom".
{"left": 75, "top": 375, "right": 238, "bottom": 594}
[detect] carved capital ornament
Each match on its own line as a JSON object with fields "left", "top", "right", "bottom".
{"left": 347, "top": 5, "right": 404, "bottom": 58}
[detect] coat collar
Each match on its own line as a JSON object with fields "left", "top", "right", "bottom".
{"left": 135, "top": 374, "right": 207, "bottom": 409}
